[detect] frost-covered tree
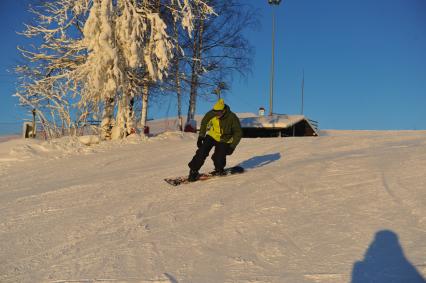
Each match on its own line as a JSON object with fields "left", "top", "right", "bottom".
{"left": 77, "top": 0, "right": 214, "bottom": 139}
{"left": 15, "top": 0, "right": 213, "bottom": 139}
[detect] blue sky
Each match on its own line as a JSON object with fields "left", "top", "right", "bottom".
{"left": 1, "top": 0, "right": 425, "bottom": 135}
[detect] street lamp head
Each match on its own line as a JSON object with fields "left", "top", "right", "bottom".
{"left": 268, "top": 0, "right": 282, "bottom": 5}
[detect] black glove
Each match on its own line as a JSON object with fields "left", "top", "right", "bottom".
{"left": 197, "top": 137, "right": 204, "bottom": 148}
{"left": 226, "top": 146, "right": 235, "bottom": 155}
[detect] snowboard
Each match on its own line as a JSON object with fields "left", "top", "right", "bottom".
{"left": 164, "top": 166, "right": 245, "bottom": 186}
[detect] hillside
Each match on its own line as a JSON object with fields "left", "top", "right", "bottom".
{"left": 1, "top": 131, "right": 426, "bottom": 283}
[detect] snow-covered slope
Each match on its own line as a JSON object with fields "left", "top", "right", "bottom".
{"left": 1, "top": 131, "right": 426, "bottom": 283}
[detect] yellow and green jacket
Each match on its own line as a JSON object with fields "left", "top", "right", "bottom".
{"left": 199, "top": 105, "right": 242, "bottom": 149}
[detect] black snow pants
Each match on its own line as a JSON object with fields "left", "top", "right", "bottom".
{"left": 188, "top": 135, "right": 230, "bottom": 172}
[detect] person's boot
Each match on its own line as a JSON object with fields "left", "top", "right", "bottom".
{"left": 212, "top": 168, "right": 226, "bottom": 176}
{"left": 188, "top": 169, "right": 199, "bottom": 182}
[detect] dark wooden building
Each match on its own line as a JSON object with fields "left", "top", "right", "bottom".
{"left": 240, "top": 115, "right": 319, "bottom": 138}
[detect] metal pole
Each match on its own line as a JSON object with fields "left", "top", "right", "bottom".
{"left": 301, "top": 69, "right": 304, "bottom": 115}
{"left": 269, "top": 6, "right": 276, "bottom": 116}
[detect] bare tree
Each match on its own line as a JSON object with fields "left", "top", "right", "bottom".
{"left": 183, "top": 0, "right": 257, "bottom": 123}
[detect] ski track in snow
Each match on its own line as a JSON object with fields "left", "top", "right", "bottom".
{"left": 0, "top": 131, "right": 426, "bottom": 282}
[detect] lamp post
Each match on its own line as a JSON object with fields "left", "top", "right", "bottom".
{"left": 268, "top": 0, "right": 281, "bottom": 116}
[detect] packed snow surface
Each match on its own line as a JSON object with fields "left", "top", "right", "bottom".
{"left": 1, "top": 130, "right": 426, "bottom": 282}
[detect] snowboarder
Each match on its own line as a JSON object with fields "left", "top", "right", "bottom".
{"left": 188, "top": 98, "right": 243, "bottom": 181}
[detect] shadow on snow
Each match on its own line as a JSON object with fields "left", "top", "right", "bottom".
{"left": 237, "top": 153, "right": 281, "bottom": 170}
{"left": 351, "top": 230, "right": 425, "bottom": 283}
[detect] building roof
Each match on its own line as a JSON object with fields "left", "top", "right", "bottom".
{"left": 240, "top": 114, "right": 304, "bottom": 128}
{"left": 240, "top": 114, "right": 319, "bottom": 136}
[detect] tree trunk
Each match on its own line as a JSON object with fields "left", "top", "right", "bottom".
{"left": 187, "top": 16, "right": 204, "bottom": 123}
{"left": 112, "top": 94, "right": 129, "bottom": 140}
{"left": 173, "top": 16, "right": 183, "bottom": 131}
{"left": 126, "top": 97, "right": 135, "bottom": 135}
{"left": 101, "top": 97, "right": 115, "bottom": 140}
{"left": 177, "top": 74, "right": 183, "bottom": 131}
{"left": 187, "top": 65, "right": 198, "bottom": 122}
{"left": 140, "top": 82, "right": 149, "bottom": 135}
